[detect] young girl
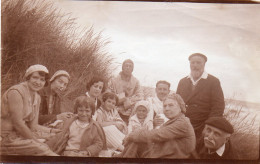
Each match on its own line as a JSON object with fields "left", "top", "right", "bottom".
{"left": 96, "top": 92, "right": 127, "bottom": 152}
{"left": 46, "top": 96, "right": 106, "bottom": 157}
{"left": 128, "top": 100, "right": 153, "bottom": 134}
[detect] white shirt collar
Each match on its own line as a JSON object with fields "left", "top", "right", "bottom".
{"left": 208, "top": 143, "right": 225, "bottom": 156}
{"left": 187, "top": 71, "right": 208, "bottom": 85}
{"left": 216, "top": 143, "right": 226, "bottom": 156}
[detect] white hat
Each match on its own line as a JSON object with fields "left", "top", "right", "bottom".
{"left": 133, "top": 100, "right": 150, "bottom": 114}
{"left": 25, "top": 64, "right": 49, "bottom": 78}
{"left": 50, "top": 70, "right": 70, "bottom": 82}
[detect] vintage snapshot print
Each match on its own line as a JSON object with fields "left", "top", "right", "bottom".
{"left": 1, "top": 0, "right": 259, "bottom": 163}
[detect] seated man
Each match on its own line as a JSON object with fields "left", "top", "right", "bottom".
{"left": 118, "top": 94, "right": 196, "bottom": 159}
{"left": 147, "top": 80, "right": 170, "bottom": 129}
{"left": 195, "top": 117, "right": 234, "bottom": 159}
{"left": 108, "top": 59, "right": 143, "bottom": 124}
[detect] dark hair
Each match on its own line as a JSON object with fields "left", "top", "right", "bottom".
{"left": 102, "top": 92, "right": 119, "bottom": 106}
{"left": 26, "top": 71, "right": 49, "bottom": 87}
{"left": 86, "top": 76, "right": 106, "bottom": 93}
{"left": 156, "top": 80, "right": 170, "bottom": 89}
{"left": 73, "top": 96, "right": 94, "bottom": 116}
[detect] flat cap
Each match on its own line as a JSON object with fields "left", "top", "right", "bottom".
{"left": 188, "top": 53, "right": 207, "bottom": 62}
{"left": 205, "top": 117, "right": 234, "bottom": 134}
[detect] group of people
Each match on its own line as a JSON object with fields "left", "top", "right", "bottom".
{"left": 0, "top": 53, "right": 235, "bottom": 159}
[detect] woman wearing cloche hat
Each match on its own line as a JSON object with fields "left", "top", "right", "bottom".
{"left": 38, "top": 70, "right": 74, "bottom": 126}
{"left": 1, "top": 64, "right": 59, "bottom": 156}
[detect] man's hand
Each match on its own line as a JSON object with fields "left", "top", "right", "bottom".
{"left": 153, "top": 115, "right": 164, "bottom": 127}
{"left": 57, "top": 112, "right": 74, "bottom": 121}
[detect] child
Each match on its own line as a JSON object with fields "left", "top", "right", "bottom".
{"left": 46, "top": 96, "right": 106, "bottom": 157}
{"left": 96, "top": 92, "right": 127, "bottom": 152}
{"left": 128, "top": 100, "right": 153, "bottom": 134}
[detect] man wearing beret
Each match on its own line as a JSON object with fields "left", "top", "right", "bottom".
{"left": 108, "top": 59, "right": 143, "bottom": 124}
{"left": 196, "top": 117, "right": 234, "bottom": 159}
{"left": 176, "top": 53, "right": 225, "bottom": 140}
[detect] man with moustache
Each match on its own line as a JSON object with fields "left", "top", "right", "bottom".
{"left": 176, "top": 53, "right": 225, "bottom": 140}
{"left": 108, "top": 59, "right": 143, "bottom": 124}
{"left": 147, "top": 80, "right": 171, "bottom": 129}
{"left": 195, "top": 117, "right": 234, "bottom": 159}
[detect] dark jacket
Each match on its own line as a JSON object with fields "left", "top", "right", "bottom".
{"left": 46, "top": 116, "right": 107, "bottom": 156}
{"left": 197, "top": 137, "right": 234, "bottom": 159}
{"left": 176, "top": 74, "right": 225, "bottom": 136}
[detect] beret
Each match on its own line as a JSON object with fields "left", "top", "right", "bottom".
{"left": 50, "top": 70, "right": 70, "bottom": 82}
{"left": 188, "top": 53, "right": 207, "bottom": 62}
{"left": 205, "top": 117, "right": 234, "bottom": 134}
{"left": 25, "top": 64, "right": 49, "bottom": 78}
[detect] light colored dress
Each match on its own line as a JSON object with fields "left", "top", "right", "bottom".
{"left": 1, "top": 82, "right": 57, "bottom": 156}
{"left": 96, "top": 107, "right": 127, "bottom": 150}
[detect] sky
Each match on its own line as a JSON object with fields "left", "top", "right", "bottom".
{"left": 54, "top": 0, "right": 260, "bottom": 103}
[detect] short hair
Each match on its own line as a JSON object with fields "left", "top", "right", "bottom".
{"left": 164, "top": 93, "right": 186, "bottom": 113}
{"left": 26, "top": 71, "right": 49, "bottom": 87}
{"left": 156, "top": 80, "right": 171, "bottom": 89}
{"left": 102, "top": 92, "right": 119, "bottom": 106}
{"left": 73, "top": 96, "right": 95, "bottom": 116}
{"left": 188, "top": 53, "right": 207, "bottom": 62}
{"left": 86, "top": 76, "right": 106, "bottom": 93}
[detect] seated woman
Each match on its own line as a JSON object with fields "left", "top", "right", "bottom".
{"left": 1, "top": 64, "right": 60, "bottom": 156}
{"left": 85, "top": 76, "right": 106, "bottom": 120}
{"left": 96, "top": 92, "right": 127, "bottom": 152}
{"left": 46, "top": 96, "right": 106, "bottom": 157}
{"left": 128, "top": 100, "right": 153, "bottom": 134}
{"left": 119, "top": 93, "right": 196, "bottom": 159}
{"left": 39, "top": 70, "right": 74, "bottom": 126}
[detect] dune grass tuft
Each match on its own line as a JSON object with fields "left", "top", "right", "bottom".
{"left": 1, "top": 0, "right": 115, "bottom": 100}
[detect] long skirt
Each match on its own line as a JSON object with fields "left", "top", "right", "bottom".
{"left": 103, "top": 125, "right": 125, "bottom": 151}
{"left": 0, "top": 131, "right": 58, "bottom": 156}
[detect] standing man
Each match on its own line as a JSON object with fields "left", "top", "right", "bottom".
{"left": 108, "top": 59, "right": 143, "bottom": 124}
{"left": 176, "top": 53, "right": 225, "bottom": 140}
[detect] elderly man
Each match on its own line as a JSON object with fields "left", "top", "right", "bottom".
{"left": 176, "top": 53, "right": 225, "bottom": 140}
{"left": 196, "top": 117, "right": 234, "bottom": 159}
{"left": 147, "top": 80, "right": 171, "bottom": 128}
{"left": 108, "top": 59, "right": 143, "bottom": 124}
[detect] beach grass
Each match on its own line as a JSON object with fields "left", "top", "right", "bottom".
{"left": 224, "top": 99, "right": 259, "bottom": 160}
{"left": 1, "top": 0, "right": 259, "bottom": 161}
{"left": 1, "top": 0, "right": 115, "bottom": 100}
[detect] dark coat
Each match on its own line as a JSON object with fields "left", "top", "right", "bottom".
{"left": 196, "top": 137, "right": 234, "bottom": 159}
{"left": 46, "top": 116, "right": 107, "bottom": 156}
{"left": 176, "top": 74, "right": 225, "bottom": 137}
